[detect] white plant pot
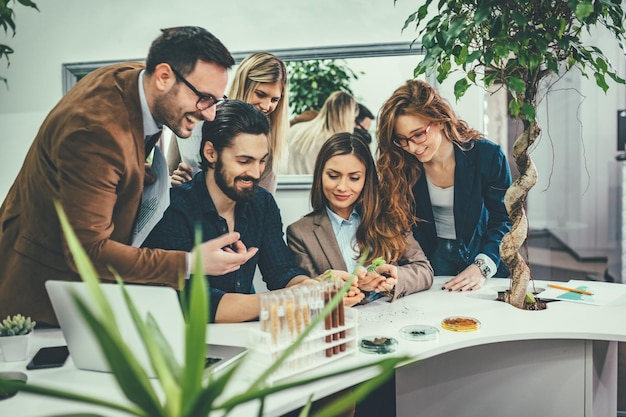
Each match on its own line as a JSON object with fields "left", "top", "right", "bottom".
{"left": 0, "top": 334, "right": 31, "bottom": 362}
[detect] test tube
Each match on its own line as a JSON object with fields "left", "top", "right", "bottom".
{"left": 335, "top": 280, "right": 346, "bottom": 352}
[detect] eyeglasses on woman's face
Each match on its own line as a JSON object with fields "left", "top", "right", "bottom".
{"left": 392, "top": 122, "right": 432, "bottom": 148}
{"left": 170, "top": 66, "right": 227, "bottom": 111}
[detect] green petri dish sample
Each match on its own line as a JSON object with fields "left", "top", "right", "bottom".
{"left": 400, "top": 325, "right": 439, "bottom": 341}
{"left": 359, "top": 336, "right": 398, "bottom": 354}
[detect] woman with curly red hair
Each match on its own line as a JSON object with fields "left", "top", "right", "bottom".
{"left": 377, "top": 79, "right": 512, "bottom": 291}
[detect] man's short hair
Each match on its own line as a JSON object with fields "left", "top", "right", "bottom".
{"left": 356, "top": 103, "right": 375, "bottom": 123}
{"left": 200, "top": 100, "right": 270, "bottom": 171}
{"left": 145, "top": 26, "right": 234, "bottom": 76}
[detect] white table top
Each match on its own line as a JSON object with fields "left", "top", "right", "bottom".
{"left": 2, "top": 277, "right": 625, "bottom": 416}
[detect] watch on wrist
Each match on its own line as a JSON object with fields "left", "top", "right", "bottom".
{"left": 473, "top": 259, "right": 491, "bottom": 278}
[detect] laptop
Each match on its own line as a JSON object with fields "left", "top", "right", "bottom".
{"left": 45, "top": 281, "right": 246, "bottom": 378}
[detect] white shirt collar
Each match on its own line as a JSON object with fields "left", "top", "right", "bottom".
{"left": 325, "top": 206, "right": 360, "bottom": 233}
{"left": 138, "top": 70, "right": 161, "bottom": 140}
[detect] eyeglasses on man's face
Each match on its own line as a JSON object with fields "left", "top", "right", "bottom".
{"left": 170, "top": 66, "right": 227, "bottom": 111}
{"left": 392, "top": 122, "right": 432, "bottom": 148}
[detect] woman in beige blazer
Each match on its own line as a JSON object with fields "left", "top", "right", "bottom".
{"left": 287, "top": 132, "right": 433, "bottom": 301}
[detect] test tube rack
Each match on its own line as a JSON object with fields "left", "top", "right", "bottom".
{"left": 245, "top": 308, "right": 357, "bottom": 385}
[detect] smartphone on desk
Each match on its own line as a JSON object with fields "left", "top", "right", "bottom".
{"left": 26, "top": 345, "right": 69, "bottom": 370}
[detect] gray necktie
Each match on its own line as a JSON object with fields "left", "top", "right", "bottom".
{"left": 145, "top": 130, "right": 162, "bottom": 157}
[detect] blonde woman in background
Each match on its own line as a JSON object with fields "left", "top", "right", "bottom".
{"left": 168, "top": 52, "right": 289, "bottom": 193}
{"left": 287, "top": 91, "right": 357, "bottom": 175}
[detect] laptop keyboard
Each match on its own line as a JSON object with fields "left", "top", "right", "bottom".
{"left": 204, "top": 356, "right": 222, "bottom": 368}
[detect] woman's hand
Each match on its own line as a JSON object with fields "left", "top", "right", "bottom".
{"left": 442, "top": 264, "right": 486, "bottom": 291}
{"left": 170, "top": 162, "right": 193, "bottom": 186}
{"left": 359, "top": 264, "right": 398, "bottom": 294}
{"left": 316, "top": 270, "right": 365, "bottom": 307}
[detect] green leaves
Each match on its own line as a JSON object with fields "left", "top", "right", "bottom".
{"left": 594, "top": 72, "right": 609, "bottom": 93}
{"left": 0, "top": 203, "right": 403, "bottom": 417}
{"left": 521, "top": 104, "right": 536, "bottom": 123}
{"left": 1, "top": 0, "right": 39, "bottom": 82}
{"left": 506, "top": 77, "right": 526, "bottom": 96}
{"left": 16, "top": 0, "right": 39, "bottom": 9}
{"left": 0, "top": 314, "right": 35, "bottom": 336}
{"left": 401, "top": 0, "right": 626, "bottom": 120}
{"left": 453, "top": 78, "right": 470, "bottom": 101}
{"left": 575, "top": 1, "right": 594, "bottom": 19}
{"left": 367, "top": 257, "right": 386, "bottom": 273}
{"left": 286, "top": 59, "right": 361, "bottom": 115}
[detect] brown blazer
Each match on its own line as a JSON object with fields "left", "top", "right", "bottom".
{"left": 0, "top": 63, "right": 186, "bottom": 325}
{"left": 286, "top": 211, "right": 434, "bottom": 300}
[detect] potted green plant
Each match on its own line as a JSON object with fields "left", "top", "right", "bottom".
{"left": 287, "top": 59, "right": 361, "bottom": 115}
{"left": 400, "top": 0, "right": 625, "bottom": 308}
{"left": 0, "top": 202, "right": 406, "bottom": 416}
{"left": 1, "top": 0, "right": 39, "bottom": 88}
{"left": 0, "top": 314, "right": 36, "bottom": 361}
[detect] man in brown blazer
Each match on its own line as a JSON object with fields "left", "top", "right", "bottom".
{"left": 0, "top": 26, "right": 257, "bottom": 326}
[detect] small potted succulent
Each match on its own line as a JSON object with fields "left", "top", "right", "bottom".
{"left": 0, "top": 314, "right": 36, "bottom": 362}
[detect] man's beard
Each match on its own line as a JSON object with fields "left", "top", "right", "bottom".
{"left": 152, "top": 85, "right": 199, "bottom": 139}
{"left": 214, "top": 157, "right": 258, "bottom": 202}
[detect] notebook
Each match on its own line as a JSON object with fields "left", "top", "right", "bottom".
{"left": 45, "top": 280, "right": 246, "bottom": 378}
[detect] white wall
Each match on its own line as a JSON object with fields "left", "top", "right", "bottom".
{"left": 527, "top": 26, "right": 626, "bottom": 259}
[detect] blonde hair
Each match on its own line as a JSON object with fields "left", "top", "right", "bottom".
{"left": 289, "top": 91, "right": 357, "bottom": 156}
{"left": 228, "top": 52, "right": 289, "bottom": 168}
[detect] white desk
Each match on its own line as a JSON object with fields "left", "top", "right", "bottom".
{"left": 1, "top": 277, "right": 625, "bottom": 417}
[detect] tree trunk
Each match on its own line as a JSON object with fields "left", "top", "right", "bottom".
{"left": 500, "top": 121, "right": 540, "bottom": 308}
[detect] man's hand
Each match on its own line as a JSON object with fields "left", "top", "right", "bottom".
{"left": 171, "top": 162, "right": 193, "bottom": 186}
{"left": 191, "top": 232, "right": 258, "bottom": 276}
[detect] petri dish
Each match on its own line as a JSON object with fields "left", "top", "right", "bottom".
{"left": 400, "top": 324, "right": 439, "bottom": 341}
{"left": 359, "top": 336, "right": 398, "bottom": 354}
{"left": 441, "top": 316, "right": 481, "bottom": 332}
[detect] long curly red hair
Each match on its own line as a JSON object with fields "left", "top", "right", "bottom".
{"left": 376, "top": 80, "right": 482, "bottom": 235}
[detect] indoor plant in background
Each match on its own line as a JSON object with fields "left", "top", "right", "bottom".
{"left": 0, "top": 202, "right": 405, "bottom": 417}
{"left": 400, "top": 0, "right": 625, "bottom": 308}
{"left": 0, "top": 0, "right": 39, "bottom": 87}
{"left": 0, "top": 314, "right": 36, "bottom": 361}
{"left": 287, "top": 59, "right": 361, "bottom": 116}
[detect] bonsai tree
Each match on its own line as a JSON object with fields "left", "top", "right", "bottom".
{"left": 287, "top": 59, "right": 361, "bottom": 115}
{"left": 0, "top": 0, "right": 39, "bottom": 87}
{"left": 400, "top": 0, "right": 625, "bottom": 308}
{"left": 0, "top": 314, "right": 35, "bottom": 336}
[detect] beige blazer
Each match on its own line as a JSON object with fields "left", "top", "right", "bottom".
{"left": 0, "top": 63, "right": 185, "bottom": 325}
{"left": 286, "top": 211, "right": 434, "bottom": 301}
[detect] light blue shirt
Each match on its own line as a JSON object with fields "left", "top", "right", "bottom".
{"left": 326, "top": 207, "right": 382, "bottom": 302}
{"left": 326, "top": 207, "right": 360, "bottom": 273}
